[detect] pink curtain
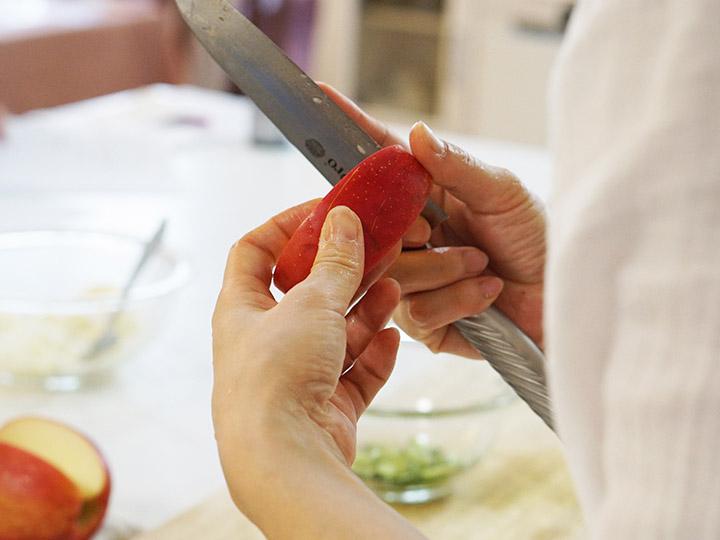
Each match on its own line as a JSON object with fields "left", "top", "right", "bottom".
{"left": 0, "top": 1, "right": 192, "bottom": 113}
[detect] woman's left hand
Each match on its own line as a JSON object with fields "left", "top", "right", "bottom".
{"left": 212, "top": 202, "right": 424, "bottom": 539}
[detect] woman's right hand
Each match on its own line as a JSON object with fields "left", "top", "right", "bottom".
{"left": 320, "top": 84, "right": 547, "bottom": 357}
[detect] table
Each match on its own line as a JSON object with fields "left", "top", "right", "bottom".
{"left": 135, "top": 403, "right": 583, "bottom": 540}
{"left": 0, "top": 84, "right": 556, "bottom": 533}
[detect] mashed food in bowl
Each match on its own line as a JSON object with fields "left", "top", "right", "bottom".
{"left": 0, "top": 286, "right": 137, "bottom": 377}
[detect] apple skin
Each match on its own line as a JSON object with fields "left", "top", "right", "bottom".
{"left": 0, "top": 418, "right": 111, "bottom": 540}
{"left": 69, "top": 459, "right": 110, "bottom": 540}
{"left": 0, "top": 441, "right": 82, "bottom": 540}
{"left": 274, "top": 145, "right": 432, "bottom": 292}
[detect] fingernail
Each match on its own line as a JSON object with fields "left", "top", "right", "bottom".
{"left": 463, "top": 250, "right": 489, "bottom": 273}
{"left": 415, "top": 121, "right": 446, "bottom": 156}
{"left": 324, "top": 206, "right": 360, "bottom": 242}
{"left": 479, "top": 277, "right": 503, "bottom": 299}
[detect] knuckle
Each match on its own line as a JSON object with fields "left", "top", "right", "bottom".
{"left": 314, "top": 287, "right": 346, "bottom": 312}
{"left": 498, "top": 169, "right": 528, "bottom": 196}
{"left": 425, "top": 338, "right": 444, "bottom": 354}
{"left": 224, "top": 239, "right": 242, "bottom": 267}
{"left": 406, "top": 297, "right": 434, "bottom": 331}
{"left": 314, "top": 257, "right": 363, "bottom": 280}
{"left": 495, "top": 166, "right": 517, "bottom": 182}
{"left": 449, "top": 248, "right": 473, "bottom": 276}
{"left": 392, "top": 301, "right": 421, "bottom": 337}
{"left": 461, "top": 281, "right": 494, "bottom": 313}
{"left": 428, "top": 247, "right": 466, "bottom": 280}
{"left": 229, "top": 237, "right": 253, "bottom": 257}
{"left": 227, "top": 240, "right": 239, "bottom": 257}
{"left": 447, "top": 142, "right": 477, "bottom": 170}
{"left": 386, "top": 253, "right": 414, "bottom": 282}
{"left": 211, "top": 292, "right": 233, "bottom": 329}
{"left": 314, "top": 244, "right": 363, "bottom": 274}
{"left": 229, "top": 237, "right": 244, "bottom": 251}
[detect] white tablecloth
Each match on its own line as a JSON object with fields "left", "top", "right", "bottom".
{"left": 0, "top": 84, "right": 550, "bottom": 532}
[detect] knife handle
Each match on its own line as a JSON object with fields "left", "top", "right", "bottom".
{"left": 454, "top": 307, "right": 554, "bottom": 431}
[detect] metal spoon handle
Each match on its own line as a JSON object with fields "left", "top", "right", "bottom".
{"left": 454, "top": 307, "right": 554, "bottom": 430}
{"left": 83, "top": 220, "right": 167, "bottom": 360}
{"left": 118, "top": 221, "right": 167, "bottom": 305}
{"left": 106, "top": 220, "right": 167, "bottom": 330}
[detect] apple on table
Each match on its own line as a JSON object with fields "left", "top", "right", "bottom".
{"left": 0, "top": 417, "right": 111, "bottom": 540}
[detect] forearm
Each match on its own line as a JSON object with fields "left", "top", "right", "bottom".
{"left": 216, "top": 411, "right": 425, "bottom": 540}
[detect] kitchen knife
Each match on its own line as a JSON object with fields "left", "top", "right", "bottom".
{"left": 176, "top": 0, "right": 554, "bottom": 430}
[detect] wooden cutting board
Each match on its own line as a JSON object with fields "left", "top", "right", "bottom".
{"left": 134, "top": 404, "right": 585, "bottom": 540}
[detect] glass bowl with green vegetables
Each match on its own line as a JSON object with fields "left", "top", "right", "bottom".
{"left": 352, "top": 340, "right": 515, "bottom": 504}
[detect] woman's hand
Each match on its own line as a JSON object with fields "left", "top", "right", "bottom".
{"left": 320, "top": 84, "right": 546, "bottom": 356}
{"left": 212, "top": 202, "right": 424, "bottom": 539}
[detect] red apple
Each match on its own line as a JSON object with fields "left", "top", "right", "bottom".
{"left": 0, "top": 442, "right": 82, "bottom": 540}
{"left": 0, "top": 418, "right": 111, "bottom": 540}
{"left": 274, "top": 145, "right": 432, "bottom": 292}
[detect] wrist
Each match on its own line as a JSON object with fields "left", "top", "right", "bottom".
{"left": 214, "top": 396, "right": 341, "bottom": 485}
{"left": 212, "top": 388, "right": 425, "bottom": 539}
{"left": 217, "top": 410, "right": 344, "bottom": 530}
{"left": 220, "top": 418, "right": 423, "bottom": 539}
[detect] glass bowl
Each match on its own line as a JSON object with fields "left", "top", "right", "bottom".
{"left": 353, "top": 341, "right": 515, "bottom": 504}
{"left": 0, "top": 230, "right": 189, "bottom": 391}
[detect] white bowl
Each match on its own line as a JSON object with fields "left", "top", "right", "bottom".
{"left": 0, "top": 230, "right": 188, "bottom": 391}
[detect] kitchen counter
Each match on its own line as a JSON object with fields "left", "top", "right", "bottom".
{"left": 0, "top": 84, "right": 553, "bottom": 533}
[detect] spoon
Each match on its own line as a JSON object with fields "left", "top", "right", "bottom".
{"left": 83, "top": 220, "right": 167, "bottom": 360}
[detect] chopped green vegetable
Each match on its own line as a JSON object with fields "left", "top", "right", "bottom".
{"left": 352, "top": 440, "right": 462, "bottom": 486}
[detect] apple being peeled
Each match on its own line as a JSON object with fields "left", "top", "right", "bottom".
{"left": 274, "top": 145, "right": 432, "bottom": 292}
{"left": 0, "top": 417, "right": 111, "bottom": 540}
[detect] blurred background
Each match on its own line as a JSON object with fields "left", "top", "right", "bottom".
{"left": 0, "top": 0, "right": 573, "bottom": 145}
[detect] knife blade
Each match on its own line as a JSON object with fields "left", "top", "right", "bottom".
{"left": 176, "top": 0, "right": 554, "bottom": 431}
{"left": 175, "top": 0, "right": 447, "bottom": 228}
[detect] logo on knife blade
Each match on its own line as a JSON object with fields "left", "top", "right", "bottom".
{"left": 327, "top": 158, "right": 345, "bottom": 178}
{"left": 306, "top": 139, "right": 346, "bottom": 179}
{"left": 305, "top": 139, "right": 325, "bottom": 158}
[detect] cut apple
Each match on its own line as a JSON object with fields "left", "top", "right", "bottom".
{"left": 0, "top": 442, "right": 82, "bottom": 540}
{"left": 0, "top": 417, "right": 107, "bottom": 499}
{"left": 0, "top": 417, "right": 111, "bottom": 540}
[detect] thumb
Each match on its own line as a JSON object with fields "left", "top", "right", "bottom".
{"left": 298, "top": 206, "right": 365, "bottom": 315}
{"left": 409, "top": 121, "right": 531, "bottom": 215}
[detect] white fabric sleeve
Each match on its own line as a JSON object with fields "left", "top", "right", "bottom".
{"left": 547, "top": 0, "right": 720, "bottom": 537}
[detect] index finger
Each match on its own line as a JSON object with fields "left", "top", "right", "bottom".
{"left": 409, "top": 122, "right": 532, "bottom": 216}
{"left": 318, "top": 83, "right": 405, "bottom": 148}
{"left": 220, "top": 199, "right": 319, "bottom": 312}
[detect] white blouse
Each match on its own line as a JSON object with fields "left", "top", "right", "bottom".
{"left": 547, "top": 0, "right": 720, "bottom": 537}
